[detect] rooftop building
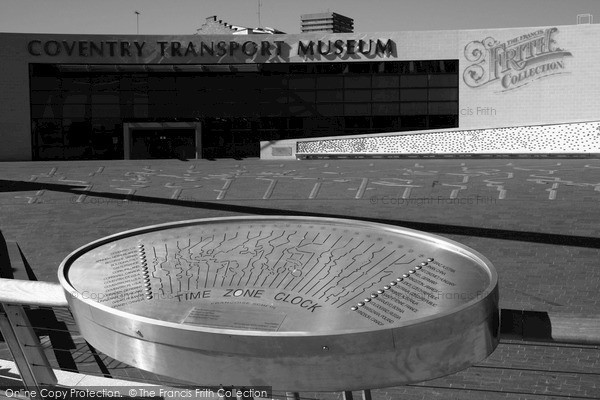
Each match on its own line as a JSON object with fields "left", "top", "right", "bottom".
{"left": 301, "top": 12, "right": 354, "bottom": 33}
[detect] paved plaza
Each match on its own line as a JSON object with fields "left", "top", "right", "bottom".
{"left": 1, "top": 157, "right": 599, "bottom": 399}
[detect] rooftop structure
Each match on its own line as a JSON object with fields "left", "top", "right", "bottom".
{"left": 196, "top": 15, "right": 285, "bottom": 35}
{"left": 301, "top": 12, "right": 354, "bottom": 33}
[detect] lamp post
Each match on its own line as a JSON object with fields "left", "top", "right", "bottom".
{"left": 135, "top": 11, "right": 141, "bottom": 34}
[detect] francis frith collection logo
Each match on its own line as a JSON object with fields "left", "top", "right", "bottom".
{"left": 463, "top": 27, "right": 572, "bottom": 91}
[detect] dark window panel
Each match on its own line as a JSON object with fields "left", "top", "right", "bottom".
{"left": 289, "top": 76, "right": 316, "bottom": 90}
{"left": 429, "top": 88, "right": 458, "bottom": 101}
{"left": 372, "top": 75, "right": 399, "bottom": 88}
{"left": 91, "top": 93, "right": 120, "bottom": 104}
{"left": 226, "top": 74, "right": 260, "bottom": 89}
{"left": 429, "top": 74, "right": 459, "bottom": 87}
{"left": 63, "top": 94, "right": 89, "bottom": 104}
{"left": 30, "top": 90, "right": 62, "bottom": 104}
{"left": 30, "top": 64, "right": 59, "bottom": 76}
{"left": 287, "top": 105, "right": 314, "bottom": 117}
{"left": 372, "top": 102, "right": 400, "bottom": 116}
{"left": 289, "top": 90, "right": 316, "bottom": 103}
{"left": 62, "top": 104, "right": 90, "bottom": 119}
{"left": 288, "top": 117, "right": 304, "bottom": 129}
{"left": 176, "top": 89, "right": 206, "bottom": 105}
{"left": 259, "top": 75, "right": 289, "bottom": 89}
{"left": 316, "top": 90, "right": 344, "bottom": 102}
{"left": 30, "top": 76, "right": 61, "bottom": 90}
{"left": 148, "top": 75, "right": 176, "bottom": 91}
{"left": 64, "top": 120, "right": 93, "bottom": 147}
{"left": 260, "top": 89, "right": 289, "bottom": 104}
{"left": 372, "top": 89, "right": 399, "bottom": 102}
{"left": 316, "top": 76, "right": 343, "bottom": 89}
{"left": 91, "top": 74, "right": 120, "bottom": 91}
{"left": 344, "top": 75, "right": 371, "bottom": 88}
{"left": 400, "top": 75, "right": 428, "bottom": 87}
{"left": 147, "top": 90, "right": 177, "bottom": 105}
{"left": 400, "top": 102, "right": 428, "bottom": 115}
{"left": 317, "top": 103, "right": 344, "bottom": 116}
{"left": 130, "top": 74, "right": 149, "bottom": 92}
{"left": 345, "top": 89, "right": 371, "bottom": 102}
{"left": 400, "top": 89, "right": 428, "bottom": 101}
{"left": 61, "top": 75, "right": 91, "bottom": 93}
{"left": 133, "top": 103, "right": 149, "bottom": 119}
{"left": 92, "top": 104, "right": 121, "bottom": 118}
{"left": 175, "top": 76, "right": 200, "bottom": 91}
{"left": 258, "top": 103, "right": 287, "bottom": 117}
{"left": 31, "top": 103, "right": 62, "bottom": 119}
{"left": 33, "top": 119, "right": 63, "bottom": 145}
{"left": 345, "top": 103, "right": 371, "bottom": 116}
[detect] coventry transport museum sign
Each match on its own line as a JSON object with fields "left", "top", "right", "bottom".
{"left": 463, "top": 27, "right": 572, "bottom": 91}
{"left": 26, "top": 38, "right": 394, "bottom": 60}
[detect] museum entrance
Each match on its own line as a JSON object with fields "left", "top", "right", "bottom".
{"left": 123, "top": 122, "right": 202, "bottom": 160}
{"left": 130, "top": 129, "right": 195, "bottom": 159}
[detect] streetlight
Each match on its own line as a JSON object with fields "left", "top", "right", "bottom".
{"left": 134, "top": 11, "right": 141, "bottom": 34}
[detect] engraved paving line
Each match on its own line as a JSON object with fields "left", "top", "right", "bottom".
{"left": 4, "top": 175, "right": 600, "bottom": 248}
{"left": 8, "top": 161, "right": 600, "bottom": 204}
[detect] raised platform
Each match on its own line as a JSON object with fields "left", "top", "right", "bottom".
{"left": 261, "top": 121, "right": 600, "bottom": 160}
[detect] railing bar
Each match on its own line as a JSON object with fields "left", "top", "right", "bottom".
{"left": 15, "top": 324, "right": 81, "bottom": 333}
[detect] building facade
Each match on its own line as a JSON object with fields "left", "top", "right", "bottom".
{"left": 0, "top": 24, "right": 598, "bottom": 161}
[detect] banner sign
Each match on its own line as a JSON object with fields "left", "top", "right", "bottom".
{"left": 463, "top": 27, "right": 572, "bottom": 91}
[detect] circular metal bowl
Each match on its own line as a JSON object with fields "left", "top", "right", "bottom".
{"left": 58, "top": 216, "right": 499, "bottom": 392}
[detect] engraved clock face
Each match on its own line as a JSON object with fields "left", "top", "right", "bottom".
{"left": 63, "top": 217, "right": 494, "bottom": 333}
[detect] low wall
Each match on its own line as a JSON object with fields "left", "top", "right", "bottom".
{"left": 260, "top": 121, "right": 600, "bottom": 160}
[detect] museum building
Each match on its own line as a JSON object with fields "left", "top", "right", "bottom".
{"left": 0, "top": 20, "right": 599, "bottom": 161}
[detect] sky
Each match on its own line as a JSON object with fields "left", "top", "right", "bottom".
{"left": 0, "top": 0, "right": 599, "bottom": 35}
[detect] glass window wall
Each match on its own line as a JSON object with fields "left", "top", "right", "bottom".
{"left": 30, "top": 60, "right": 458, "bottom": 159}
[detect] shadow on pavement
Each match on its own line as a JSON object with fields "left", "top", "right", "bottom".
{"left": 1, "top": 179, "right": 599, "bottom": 249}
